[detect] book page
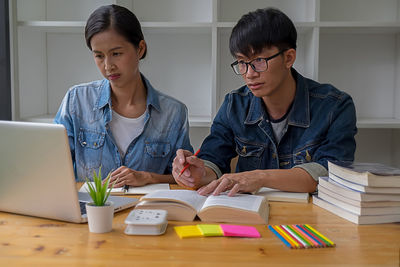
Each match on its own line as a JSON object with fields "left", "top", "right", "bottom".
{"left": 202, "top": 193, "right": 263, "bottom": 212}
{"left": 141, "top": 190, "right": 207, "bottom": 212}
{"left": 126, "top": 183, "right": 170, "bottom": 194}
{"left": 79, "top": 182, "right": 124, "bottom": 194}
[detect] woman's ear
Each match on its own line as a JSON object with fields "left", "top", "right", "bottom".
{"left": 138, "top": 40, "right": 146, "bottom": 59}
{"left": 284, "top": 48, "right": 296, "bottom": 69}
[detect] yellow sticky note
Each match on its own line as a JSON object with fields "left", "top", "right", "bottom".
{"left": 197, "top": 224, "right": 223, "bottom": 237}
{"left": 174, "top": 225, "right": 203, "bottom": 239}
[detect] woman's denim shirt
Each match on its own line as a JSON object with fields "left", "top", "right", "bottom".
{"left": 199, "top": 69, "right": 357, "bottom": 180}
{"left": 54, "top": 75, "right": 193, "bottom": 181}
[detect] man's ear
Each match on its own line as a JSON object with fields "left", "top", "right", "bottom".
{"left": 138, "top": 40, "right": 146, "bottom": 59}
{"left": 284, "top": 48, "right": 296, "bottom": 69}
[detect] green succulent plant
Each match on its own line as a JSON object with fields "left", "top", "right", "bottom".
{"left": 85, "top": 167, "right": 114, "bottom": 206}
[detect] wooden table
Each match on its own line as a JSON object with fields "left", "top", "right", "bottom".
{"left": 0, "top": 194, "right": 399, "bottom": 266}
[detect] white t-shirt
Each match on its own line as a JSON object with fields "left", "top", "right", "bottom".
{"left": 109, "top": 109, "right": 147, "bottom": 157}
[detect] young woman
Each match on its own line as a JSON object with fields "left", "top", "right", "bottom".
{"left": 55, "top": 5, "right": 193, "bottom": 187}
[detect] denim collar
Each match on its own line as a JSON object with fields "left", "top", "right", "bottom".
{"left": 94, "top": 74, "right": 161, "bottom": 112}
{"left": 244, "top": 68, "right": 310, "bottom": 128}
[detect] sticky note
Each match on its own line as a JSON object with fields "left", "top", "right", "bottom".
{"left": 174, "top": 225, "right": 203, "bottom": 239}
{"left": 197, "top": 224, "right": 223, "bottom": 237}
{"left": 220, "top": 224, "right": 261, "bottom": 238}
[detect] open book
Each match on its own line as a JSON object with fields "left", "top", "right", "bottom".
{"left": 255, "top": 187, "right": 309, "bottom": 203}
{"left": 135, "top": 190, "right": 269, "bottom": 224}
{"left": 79, "top": 182, "right": 170, "bottom": 195}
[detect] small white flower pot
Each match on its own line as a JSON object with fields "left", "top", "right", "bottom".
{"left": 86, "top": 201, "right": 114, "bottom": 233}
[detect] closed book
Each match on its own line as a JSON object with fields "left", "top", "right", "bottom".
{"left": 318, "top": 177, "right": 400, "bottom": 202}
{"left": 318, "top": 190, "right": 400, "bottom": 215}
{"left": 255, "top": 187, "right": 309, "bottom": 203}
{"left": 135, "top": 190, "right": 269, "bottom": 224}
{"left": 328, "top": 161, "right": 400, "bottom": 187}
{"left": 312, "top": 195, "right": 400, "bottom": 224}
{"left": 329, "top": 173, "right": 400, "bottom": 194}
{"left": 318, "top": 184, "right": 400, "bottom": 208}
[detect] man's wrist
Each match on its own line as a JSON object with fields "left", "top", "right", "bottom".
{"left": 253, "top": 169, "right": 271, "bottom": 188}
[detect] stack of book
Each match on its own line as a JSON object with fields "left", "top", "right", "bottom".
{"left": 313, "top": 161, "right": 400, "bottom": 224}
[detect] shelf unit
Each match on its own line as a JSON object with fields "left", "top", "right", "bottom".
{"left": 9, "top": 0, "right": 400, "bottom": 165}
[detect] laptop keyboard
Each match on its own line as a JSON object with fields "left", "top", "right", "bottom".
{"left": 79, "top": 201, "right": 87, "bottom": 215}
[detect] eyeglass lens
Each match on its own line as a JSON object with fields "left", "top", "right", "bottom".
{"left": 236, "top": 58, "right": 268, "bottom": 74}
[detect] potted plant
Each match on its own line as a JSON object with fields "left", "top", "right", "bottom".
{"left": 85, "top": 167, "right": 115, "bottom": 233}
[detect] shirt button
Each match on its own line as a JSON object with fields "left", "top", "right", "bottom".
{"left": 94, "top": 142, "right": 98, "bottom": 147}
{"left": 82, "top": 141, "right": 87, "bottom": 146}
{"left": 272, "top": 153, "right": 277, "bottom": 159}
{"left": 241, "top": 146, "right": 247, "bottom": 154}
{"left": 306, "top": 150, "right": 312, "bottom": 161}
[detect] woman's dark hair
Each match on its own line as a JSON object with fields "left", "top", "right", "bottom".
{"left": 85, "top": 4, "right": 146, "bottom": 59}
{"left": 229, "top": 8, "right": 297, "bottom": 58}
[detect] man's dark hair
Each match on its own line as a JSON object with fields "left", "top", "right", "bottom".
{"left": 85, "top": 4, "right": 146, "bottom": 59}
{"left": 229, "top": 8, "right": 297, "bottom": 57}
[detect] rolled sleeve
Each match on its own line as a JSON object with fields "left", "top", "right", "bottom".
{"left": 203, "top": 160, "right": 223, "bottom": 178}
{"left": 293, "top": 162, "right": 327, "bottom": 181}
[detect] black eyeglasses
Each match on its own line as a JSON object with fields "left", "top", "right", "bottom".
{"left": 230, "top": 49, "right": 288, "bottom": 75}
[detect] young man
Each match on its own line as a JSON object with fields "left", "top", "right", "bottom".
{"left": 173, "top": 8, "right": 357, "bottom": 196}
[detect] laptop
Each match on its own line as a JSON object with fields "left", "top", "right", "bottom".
{"left": 0, "top": 120, "right": 137, "bottom": 223}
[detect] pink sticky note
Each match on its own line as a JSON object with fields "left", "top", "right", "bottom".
{"left": 220, "top": 224, "right": 261, "bottom": 238}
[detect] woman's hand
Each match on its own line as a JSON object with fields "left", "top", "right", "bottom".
{"left": 172, "top": 149, "right": 206, "bottom": 189}
{"left": 108, "top": 166, "right": 152, "bottom": 188}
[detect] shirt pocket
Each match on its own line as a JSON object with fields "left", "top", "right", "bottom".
{"left": 145, "top": 142, "right": 171, "bottom": 158}
{"left": 143, "top": 142, "right": 171, "bottom": 173}
{"left": 234, "top": 137, "right": 264, "bottom": 171}
{"left": 77, "top": 128, "right": 106, "bottom": 170}
{"left": 293, "top": 141, "right": 321, "bottom": 165}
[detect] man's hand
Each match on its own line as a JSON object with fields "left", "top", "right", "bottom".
{"left": 172, "top": 149, "right": 206, "bottom": 189}
{"left": 197, "top": 170, "right": 265, "bottom": 196}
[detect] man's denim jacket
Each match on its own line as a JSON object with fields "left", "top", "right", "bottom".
{"left": 55, "top": 75, "right": 193, "bottom": 181}
{"left": 199, "top": 68, "right": 357, "bottom": 180}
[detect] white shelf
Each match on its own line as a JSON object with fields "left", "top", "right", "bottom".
{"left": 319, "top": 22, "right": 400, "bottom": 34}
{"left": 319, "top": 21, "right": 400, "bottom": 27}
{"left": 188, "top": 116, "right": 212, "bottom": 127}
{"left": 216, "top": 21, "right": 318, "bottom": 28}
{"left": 12, "top": 1, "right": 400, "bottom": 128}
{"left": 22, "top": 114, "right": 55, "bottom": 124}
{"left": 141, "top": 22, "right": 212, "bottom": 28}
{"left": 18, "top": 21, "right": 86, "bottom": 27}
{"left": 21, "top": 114, "right": 212, "bottom": 127}
{"left": 18, "top": 20, "right": 213, "bottom": 31}
{"left": 320, "top": 0, "right": 399, "bottom": 23}
{"left": 357, "top": 118, "right": 400, "bottom": 129}
{"left": 9, "top": 0, "right": 400, "bottom": 168}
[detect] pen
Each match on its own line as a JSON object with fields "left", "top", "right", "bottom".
{"left": 178, "top": 149, "right": 200, "bottom": 177}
